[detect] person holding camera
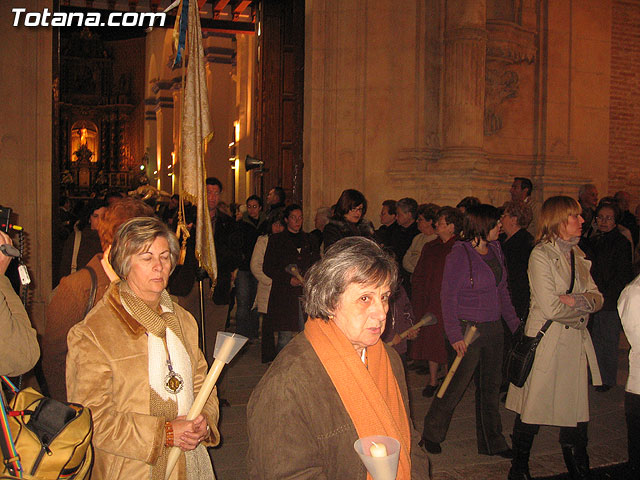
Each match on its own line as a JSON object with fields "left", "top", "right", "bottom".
{"left": 0, "top": 230, "right": 39, "bottom": 377}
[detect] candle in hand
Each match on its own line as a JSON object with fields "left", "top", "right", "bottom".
{"left": 369, "top": 442, "right": 388, "bottom": 457}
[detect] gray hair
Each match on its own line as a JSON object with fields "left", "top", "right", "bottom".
{"left": 316, "top": 206, "right": 331, "bottom": 219}
{"left": 109, "top": 216, "right": 180, "bottom": 279}
{"left": 578, "top": 183, "right": 596, "bottom": 200}
{"left": 396, "top": 197, "right": 418, "bottom": 220}
{"left": 304, "top": 237, "right": 398, "bottom": 320}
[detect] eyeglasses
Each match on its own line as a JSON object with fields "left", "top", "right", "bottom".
{"left": 596, "top": 215, "right": 615, "bottom": 222}
{"left": 247, "top": 204, "right": 260, "bottom": 209}
{"left": 350, "top": 206, "right": 364, "bottom": 213}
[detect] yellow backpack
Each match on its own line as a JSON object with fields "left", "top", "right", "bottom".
{"left": 1, "top": 378, "right": 93, "bottom": 480}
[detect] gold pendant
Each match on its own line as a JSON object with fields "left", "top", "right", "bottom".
{"left": 165, "top": 371, "right": 184, "bottom": 394}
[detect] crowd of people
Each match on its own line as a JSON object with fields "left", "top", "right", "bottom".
{"left": 2, "top": 176, "right": 640, "bottom": 479}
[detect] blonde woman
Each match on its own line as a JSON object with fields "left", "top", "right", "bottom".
{"left": 506, "top": 196, "right": 603, "bottom": 480}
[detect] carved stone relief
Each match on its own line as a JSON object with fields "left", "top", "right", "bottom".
{"left": 484, "top": 67, "right": 519, "bottom": 135}
{"left": 483, "top": 20, "right": 536, "bottom": 135}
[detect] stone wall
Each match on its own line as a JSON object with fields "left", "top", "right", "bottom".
{"left": 609, "top": 0, "right": 640, "bottom": 208}
{"left": 304, "top": 0, "right": 622, "bottom": 228}
{"left": 0, "top": 0, "right": 53, "bottom": 331}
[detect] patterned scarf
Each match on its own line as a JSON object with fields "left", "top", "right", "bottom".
{"left": 118, "top": 282, "right": 213, "bottom": 480}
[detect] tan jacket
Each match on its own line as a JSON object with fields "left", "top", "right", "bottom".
{"left": 66, "top": 284, "right": 220, "bottom": 480}
{"left": 0, "top": 275, "right": 39, "bottom": 376}
{"left": 506, "top": 241, "right": 603, "bottom": 426}
{"left": 44, "top": 254, "right": 111, "bottom": 401}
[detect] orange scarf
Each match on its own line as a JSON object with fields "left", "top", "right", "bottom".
{"left": 304, "top": 318, "right": 411, "bottom": 479}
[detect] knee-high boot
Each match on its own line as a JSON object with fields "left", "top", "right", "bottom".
{"left": 561, "top": 444, "right": 591, "bottom": 479}
{"left": 508, "top": 430, "right": 535, "bottom": 480}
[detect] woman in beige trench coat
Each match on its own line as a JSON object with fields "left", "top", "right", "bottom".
{"left": 505, "top": 196, "right": 603, "bottom": 480}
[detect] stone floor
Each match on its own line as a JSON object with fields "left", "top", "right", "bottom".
{"left": 208, "top": 339, "right": 629, "bottom": 480}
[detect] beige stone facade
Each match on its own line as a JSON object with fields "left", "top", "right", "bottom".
{"left": 304, "top": 0, "right": 626, "bottom": 225}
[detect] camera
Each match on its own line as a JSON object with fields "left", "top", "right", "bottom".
{"left": 0, "top": 205, "right": 11, "bottom": 233}
{"left": 0, "top": 206, "right": 21, "bottom": 259}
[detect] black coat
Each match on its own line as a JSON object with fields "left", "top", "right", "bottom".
{"left": 168, "top": 210, "right": 241, "bottom": 304}
{"left": 500, "top": 229, "right": 534, "bottom": 320}
{"left": 263, "top": 230, "right": 320, "bottom": 331}
{"left": 322, "top": 218, "right": 375, "bottom": 251}
{"left": 374, "top": 221, "right": 398, "bottom": 248}
{"left": 237, "top": 213, "right": 268, "bottom": 271}
{"left": 587, "top": 228, "right": 633, "bottom": 311}
{"left": 389, "top": 221, "right": 420, "bottom": 296}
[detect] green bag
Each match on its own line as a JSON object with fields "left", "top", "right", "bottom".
{"left": 1, "top": 378, "right": 93, "bottom": 480}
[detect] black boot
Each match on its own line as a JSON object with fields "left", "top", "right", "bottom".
{"left": 561, "top": 444, "right": 591, "bottom": 479}
{"left": 507, "top": 431, "right": 534, "bottom": 480}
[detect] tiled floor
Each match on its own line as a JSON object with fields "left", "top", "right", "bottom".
{"left": 208, "top": 339, "right": 629, "bottom": 479}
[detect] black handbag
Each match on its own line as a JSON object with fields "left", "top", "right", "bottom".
{"left": 506, "top": 249, "right": 575, "bottom": 388}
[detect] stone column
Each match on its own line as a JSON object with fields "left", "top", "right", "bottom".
{"left": 442, "top": 0, "right": 487, "bottom": 166}
{"left": 154, "top": 99, "right": 174, "bottom": 193}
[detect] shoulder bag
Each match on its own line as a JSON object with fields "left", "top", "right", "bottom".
{"left": 0, "top": 376, "right": 93, "bottom": 479}
{"left": 506, "top": 249, "right": 575, "bottom": 388}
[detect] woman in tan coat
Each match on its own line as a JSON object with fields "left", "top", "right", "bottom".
{"left": 66, "top": 217, "right": 219, "bottom": 480}
{"left": 505, "top": 196, "right": 603, "bottom": 480}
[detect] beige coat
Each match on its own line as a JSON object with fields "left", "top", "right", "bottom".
{"left": 250, "top": 234, "right": 271, "bottom": 314}
{"left": 506, "top": 241, "right": 603, "bottom": 426}
{"left": 66, "top": 284, "right": 220, "bottom": 480}
{"left": 0, "top": 275, "right": 39, "bottom": 377}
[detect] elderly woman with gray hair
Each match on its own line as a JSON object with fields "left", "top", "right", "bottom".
{"left": 247, "top": 237, "right": 429, "bottom": 479}
{"left": 66, "top": 217, "right": 219, "bottom": 480}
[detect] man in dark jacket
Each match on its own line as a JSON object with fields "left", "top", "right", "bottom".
{"left": 236, "top": 195, "right": 268, "bottom": 339}
{"left": 374, "top": 199, "right": 398, "bottom": 247}
{"left": 265, "top": 186, "right": 286, "bottom": 223}
{"left": 390, "top": 197, "right": 419, "bottom": 297}
{"left": 202, "top": 177, "right": 242, "bottom": 358}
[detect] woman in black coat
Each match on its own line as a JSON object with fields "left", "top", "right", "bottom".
{"left": 322, "top": 189, "right": 375, "bottom": 251}
{"left": 588, "top": 200, "right": 633, "bottom": 391}
{"left": 263, "top": 204, "right": 320, "bottom": 351}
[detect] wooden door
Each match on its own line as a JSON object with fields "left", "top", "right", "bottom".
{"left": 254, "top": 0, "right": 305, "bottom": 204}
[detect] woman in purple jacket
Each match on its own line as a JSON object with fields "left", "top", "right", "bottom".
{"left": 420, "top": 204, "right": 520, "bottom": 457}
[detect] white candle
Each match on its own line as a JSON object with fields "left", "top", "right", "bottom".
{"left": 369, "top": 442, "right": 388, "bottom": 457}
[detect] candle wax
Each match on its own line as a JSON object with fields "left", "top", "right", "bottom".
{"left": 369, "top": 442, "right": 388, "bottom": 457}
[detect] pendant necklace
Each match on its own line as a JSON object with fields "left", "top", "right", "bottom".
{"left": 163, "top": 341, "right": 184, "bottom": 394}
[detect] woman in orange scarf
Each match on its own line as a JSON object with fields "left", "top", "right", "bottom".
{"left": 247, "top": 237, "right": 430, "bottom": 479}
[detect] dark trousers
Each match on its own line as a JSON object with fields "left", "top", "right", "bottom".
{"left": 513, "top": 414, "right": 588, "bottom": 446}
{"left": 626, "top": 391, "right": 640, "bottom": 472}
{"left": 235, "top": 270, "right": 259, "bottom": 339}
{"left": 422, "top": 320, "right": 508, "bottom": 454}
{"left": 261, "top": 313, "right": 276, "bottom": 363}
{"left": 591, "top": 310, "right": 621, "bottom": 386}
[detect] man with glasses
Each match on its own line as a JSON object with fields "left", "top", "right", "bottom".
{"left": 375, "top": 199, "right": 398, "bottom": 247}
{"left": 236, "top": 195, "right": 268, "bottom": 340}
